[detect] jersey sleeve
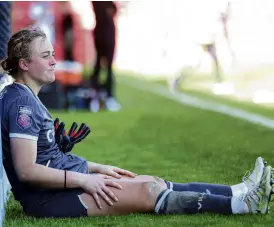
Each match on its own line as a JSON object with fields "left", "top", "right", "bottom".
{"left": 8, "top": 96, "right": 42, "bottom": 141}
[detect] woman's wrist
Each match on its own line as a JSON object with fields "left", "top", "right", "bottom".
{"left": 87, "top": 161, "right": 102, "bottom": 173}
{"left": 66, "top": 171, "right": 88, "bottom": 188}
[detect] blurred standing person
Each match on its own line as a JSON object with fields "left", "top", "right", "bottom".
{"left": 89, "top": 1, "right": 121, "bottom": 112}
{"left": 169, "top": 1, "right": 234, "bottom": 95}
{"left": 197, "top": 0, "right": 234, "bottom": 94}
{"left": 220, "top": 1, "right": 236, "bottom": 67}
{"left": 0, "top": 1, "right": 13, "bottom": 90}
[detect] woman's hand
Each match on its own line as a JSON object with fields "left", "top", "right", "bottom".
{"left": 81, "top": 174, "right": 123, "bottom": 209}
{"left": 96, "top": 164, "right": 137, "bottom": 179}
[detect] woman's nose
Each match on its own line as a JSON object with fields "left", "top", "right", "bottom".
{"left": 49, "top": 56, "right": 56, "bottom": 66}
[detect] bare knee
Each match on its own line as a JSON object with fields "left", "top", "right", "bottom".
{"left": 151, "top": 176, "right": 167, "bottom": 189}
{"left": 79, "top": 180, "right": 166, "bottom": 216}
{"left": 135, "top": 175, "right": 167, "bottom": 189}
{"left": 142, "top": 180, "right": 167, "bottom": 207}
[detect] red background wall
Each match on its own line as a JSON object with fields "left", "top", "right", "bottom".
{"left": 11, "top": 1, "right": 95, "bottom": 66}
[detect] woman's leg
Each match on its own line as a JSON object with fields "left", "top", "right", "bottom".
{"left": 165, "top": 181, "right": 232, "bottom": 196}
{"left": 80, "top": 167, "right": 273, "bottom": 217}
{"left": 80, "top": 175, "right": 233, "bottom": 216}
{"left": 30, "top": 168, "right": 270, "bottom": 218}
{"left": 80, "top": 176, "right": 167, "bottom": 216}
{"left": 165, "top": 157, "right": 265, "bottom": 197}
{"left": 24, "top": 175, "right": 167, "bottom": 218}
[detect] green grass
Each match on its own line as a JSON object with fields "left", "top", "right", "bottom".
{"left": 4, "top": 75, "right": 274, "bottom": 227}
{"left": 138, "top": 71, "right": 274, "bottom": 118}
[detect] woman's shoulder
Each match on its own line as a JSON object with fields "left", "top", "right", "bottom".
{"left": 2, "top": 83, "right": 37, "bottom": 106}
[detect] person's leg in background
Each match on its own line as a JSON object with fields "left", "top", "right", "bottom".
{"left": 90, "top": 52, "right": 102, "bottom": 93}
{"left": 168, "top": 43, "right": 205, "bottom": 94}
{"left": 105, "top": 37, "right": 115, "bottom": 98}
{"left": 206, "top": 43, "right": 222, "bottom": 83}
{"left": 207, "top": 42, "right": 234, "bottom": 95}
{"left": 89, "top": 35, "right": 103, "bottom": 113}
{"left": 103, "top": 33, "right": 121, "bottom": 112}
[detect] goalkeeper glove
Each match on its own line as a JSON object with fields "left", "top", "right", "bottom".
{"left": 54, "top": 118, "right": 68, "bottom": 149}
{"left": 55, "top": 120, "right": 91, "bottom": 153}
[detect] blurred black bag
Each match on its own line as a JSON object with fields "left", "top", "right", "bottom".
{"left": 38, "top": 80, "right": 66, "bottom": 110}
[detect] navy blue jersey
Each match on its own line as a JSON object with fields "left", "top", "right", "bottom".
{"left": 0, "top": 82, "right": 88, "bottom": 201}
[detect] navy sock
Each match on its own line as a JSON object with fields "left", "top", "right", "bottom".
{"left": 155, "top": 189, "right": 232, "bottom": 215}
{"left": 164, "top": 181, "right": 232, "bottom": 196}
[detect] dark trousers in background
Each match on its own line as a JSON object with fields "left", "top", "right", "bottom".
{"left": 90, "top": 33, "right": 115, "bottom": 98}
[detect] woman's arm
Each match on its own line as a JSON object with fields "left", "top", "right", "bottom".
{"left": 10, "top": 137, "right": 87, "bottom": 188}
{"left": 87, "top": 161, "right": 137, "bottom": 178}
{"left": 11, "top": 137, "right": 123, "bottom": 208}
{"left": 87, "top": 161, "right": 101, "bottom": 173}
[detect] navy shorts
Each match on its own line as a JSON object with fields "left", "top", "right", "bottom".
{"left": 22, "top": 188, "right": 88, "bottom": 218}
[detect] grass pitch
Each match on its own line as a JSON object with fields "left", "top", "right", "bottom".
{"left": 4, "top": 74, "right": 274, "bottom": 227}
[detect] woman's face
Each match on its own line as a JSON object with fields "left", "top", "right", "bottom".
{"left": 27, "top": 37, "right": 56, "bottom": 85}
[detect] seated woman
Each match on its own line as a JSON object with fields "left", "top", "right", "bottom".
{"left": 0, "top": 28, "right": 273, "bottom": 218}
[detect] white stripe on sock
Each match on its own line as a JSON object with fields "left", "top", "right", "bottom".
{"left": 231, "top": 183, "right": 248, "bottom": 197}
{"left": 155, "top": 189, "right": 173, "bottom": 213}
{"left": 169, "top": 182, "right": 173, "bottom": 190}
{"left": 231, "top": 197, "right": 249, "bottom": 214}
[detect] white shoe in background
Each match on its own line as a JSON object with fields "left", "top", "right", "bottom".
{"left": 89, "top": 98, "right": 100, "bottom": 113}
{"left": 105, "top": 97, "right": 121, "bottom": 112}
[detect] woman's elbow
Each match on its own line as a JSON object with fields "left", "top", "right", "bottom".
{"left": 16, "top": 165, "right": 36, "bottom": 183}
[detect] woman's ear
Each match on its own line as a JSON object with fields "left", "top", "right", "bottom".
{"left": 18, "top": 58, "right": 29, "bottom": 71}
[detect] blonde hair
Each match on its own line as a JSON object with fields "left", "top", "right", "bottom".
{"left": 0, "top": 27, "right": 47, "bottom": 78}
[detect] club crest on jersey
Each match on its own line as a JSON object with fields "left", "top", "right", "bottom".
{"left": 16, "top": 105, "right": 33, "bottom": 130}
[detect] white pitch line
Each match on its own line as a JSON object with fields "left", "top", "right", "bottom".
{"left": 120, "top": 77, "right": 274, "bottom": 130}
